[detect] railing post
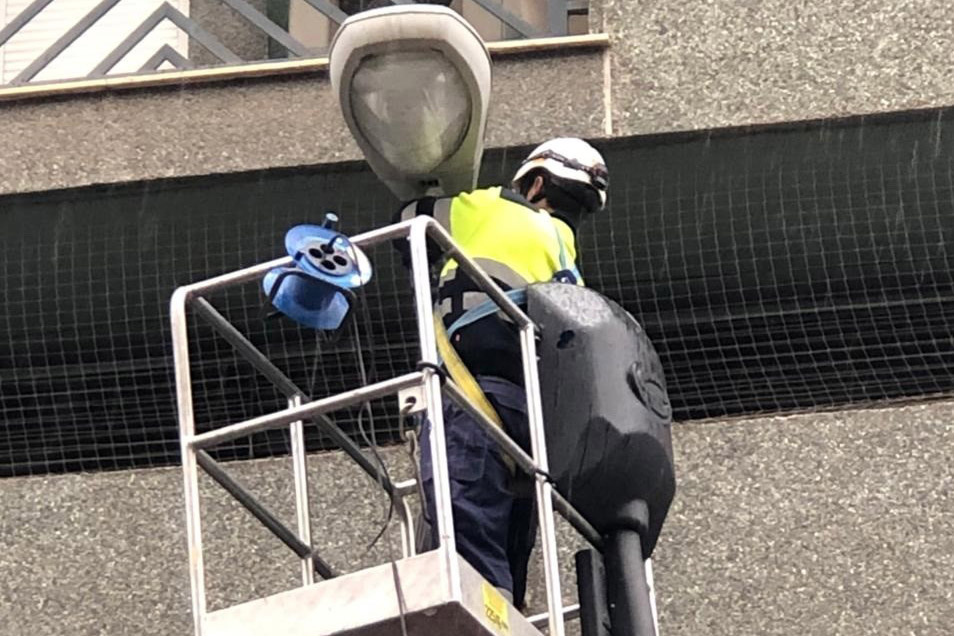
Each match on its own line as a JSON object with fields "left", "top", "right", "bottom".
{"left": 408, "top": 217, "right": 460, "bottom": 595}
{"left": 520, "top": 324, "right": 565, "bottom": 636}
{"left": 547, "top": 0, "right": 568, "bottom": 36}
{"left": 171, "top": 287, "right": 207, "bottom": 636}
{"left": 289, "top": 394, "right": 315, "bottom": 586}
{"left": 169, "top": 217, "right": 614, "bottom": 632}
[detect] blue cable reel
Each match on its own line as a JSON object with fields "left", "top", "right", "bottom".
{"left": 262, "top": 214, "right": 373, "bottom": 331}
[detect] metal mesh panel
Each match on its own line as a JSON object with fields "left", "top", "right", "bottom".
{"left": 2, "top": 108, "right": 953, "bottom": 476}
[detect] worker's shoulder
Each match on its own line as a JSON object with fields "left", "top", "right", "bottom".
{"left": 454, "top": 186, "right": 535, "bottom": 210}
{"left": 453, "top": 186, "right": 501, "bottom": 205}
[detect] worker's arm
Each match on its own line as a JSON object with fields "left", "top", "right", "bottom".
{"left": 390, "top": 195, "right": 454, "bottom": 268}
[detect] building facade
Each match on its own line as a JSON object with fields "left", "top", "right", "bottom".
{"left": 1, "top": 1, "right": 953, "bottom": 634}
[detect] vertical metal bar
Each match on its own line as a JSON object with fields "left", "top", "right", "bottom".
{"left": 298, "top": 0, "right": 349, "bottom": 26}
{"left": 646, "top": 558, "right": 661, "bottom": 634}
{"left": 289, "top": 395, "right": 314, "bottom": 586}
{"left": 395, "top": 495, "right": 416, "bottom": 559}
{"left": 163, "top": 5, "right": 242, "bottom": 64}
{"left": 170, "top": 288, "right": 206, "bottom": 636}
{"left": 409, "top": 218, "right": 459, "bottom": 594}
{"left": 547, "top": 0, "right": 568, "bottom": 36}
{"left": 465, "top": 0, "right": 542, "bottom": 38}
{"left": 217, "top": 0, "right": 311, "bottom": 57}
{"left": 520, "top": 325, "right": 565, "bottom": 636}
{"left": 575, "top": 549, "right": 611, "bottom": 636}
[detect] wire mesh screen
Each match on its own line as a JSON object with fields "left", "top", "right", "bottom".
{"left": 2, "top": 108, "right": 953, "bottom": 476}
{"left": 589, "top": 112, "right": 954, "bottom": 418}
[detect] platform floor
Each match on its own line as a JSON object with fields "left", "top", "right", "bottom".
{"left": 202, "top": 549, "right": 544, "bottom": 636}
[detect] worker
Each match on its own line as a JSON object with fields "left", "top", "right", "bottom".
{"left": 394, "top": 137, "right": 608, "bottom": 609}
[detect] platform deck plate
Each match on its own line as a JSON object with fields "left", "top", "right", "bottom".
{"left": 203, "top": 550, "right": 544, "bottom": 636}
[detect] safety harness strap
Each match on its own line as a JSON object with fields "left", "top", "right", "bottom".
{"left": 446, "top": 288, "right": 527, "bottom": 338}
{"left": 434, "top": 314, "right": 516, "bottom": 474}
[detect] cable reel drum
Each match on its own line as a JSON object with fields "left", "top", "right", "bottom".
{"left": 262, "top": 214, "right": 372, "bottom": 331}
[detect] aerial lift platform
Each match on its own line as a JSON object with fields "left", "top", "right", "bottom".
{"left": 171, "top": 217, "right": 605, "bottom": 636}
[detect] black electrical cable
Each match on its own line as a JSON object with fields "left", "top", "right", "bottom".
{"left": 391, "top": 559, "right": 409, "bottom": 636}
{"left": 349, "top": 296, "right": 397, "bottom": 552}
{"left": 399, "top": 405, "right": 431, "bottom": 528}
{"left": 350, "top": 290, "right": 409, "bottom": 636}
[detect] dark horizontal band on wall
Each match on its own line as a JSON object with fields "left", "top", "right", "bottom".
{"left": 0, "top": 33, "right": 609, "bottom": 104}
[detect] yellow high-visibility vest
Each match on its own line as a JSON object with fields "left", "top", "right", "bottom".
{"left": 440, "top": 186, "right": 580, "bottom": 289}
{"left": 401, "top": 187, "right": 582, "bottom": 323}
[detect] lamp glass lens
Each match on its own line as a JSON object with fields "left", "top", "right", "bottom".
{"left": 350, "top": 51, "right": 472, "bottom": 174}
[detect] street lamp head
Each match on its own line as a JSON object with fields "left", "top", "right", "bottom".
{"left": 330, "top": 5, "right": 492, "bottom": 201}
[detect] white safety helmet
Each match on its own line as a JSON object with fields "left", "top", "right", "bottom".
{"left": 511, "top": 137, "right": 609, "bottom": 212}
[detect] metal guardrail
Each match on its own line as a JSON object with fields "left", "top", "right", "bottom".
{"left": 0, "top": 0, "right": 584, "bottom": 87}
{"left": 170, "top": 216, "right": 603, "bottom": 636}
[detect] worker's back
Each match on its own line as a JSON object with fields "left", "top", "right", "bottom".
{"left": 398, "top": 185, "right": 581, "bottom": 384}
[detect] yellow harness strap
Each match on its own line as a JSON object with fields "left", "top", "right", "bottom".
{"left": 433, "top": 314, "right": 516, "bottom": 474}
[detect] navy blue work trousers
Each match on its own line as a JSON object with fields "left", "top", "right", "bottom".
{"left": 420, "top": 375, "right": 537, "bottom": 608}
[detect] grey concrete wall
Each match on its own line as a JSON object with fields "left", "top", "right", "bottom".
{"left": 0, "top": 48, "right": 606, "bottom": 196}
{"left": 5, "top": 0, "right": 953, "bottom": 195}
{"left": 594, "top": 0, "right": 954, "bottom": 135}
{"left": 2, "top": 398, "right": 952, "bottom": 635}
